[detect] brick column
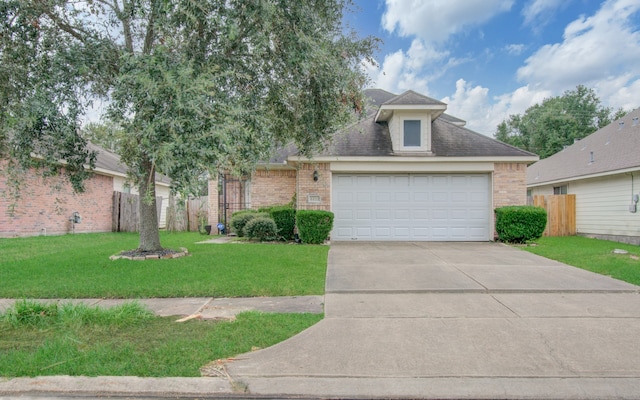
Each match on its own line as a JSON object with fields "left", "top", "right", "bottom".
{"left": 296, "top": 163, "right": 331, "bottom": 211}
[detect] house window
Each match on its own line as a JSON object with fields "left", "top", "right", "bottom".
{"left": 553, "top": 185, "right": 567, "bottom": 195}
{"left": 403, "top": 120, "right": 421, "bottom": 147}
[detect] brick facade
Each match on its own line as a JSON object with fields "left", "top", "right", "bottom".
{"left": 251, "top": 169, "right": 296, "bottom": 209}
{"left": 493, "top": 162, "right": 528, "bottom": 208}
{"left": 207, "top": 176, "right": 219, "bottom": 228}
{"left": 296, "top": 163, "right": 331, "bottom": 211}
{"left": 0, "top": 168, "right": 114, "bottom": 237}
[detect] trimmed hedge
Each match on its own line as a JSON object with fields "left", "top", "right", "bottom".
{"left": 269, "top": 206, "right": 296, "bottom": 240}
{"left": 296, "top": 210, "right": 334, "bottom": 244}
{"left": 244, "top": 217, "right": 278, "bottom": 241}
{"left": 495, "top": 206, "right": 547, "bottom": 243}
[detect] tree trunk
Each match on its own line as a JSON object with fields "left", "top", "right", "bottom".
{"left": 138, "top": 157, "right": 162, "bottom": 251}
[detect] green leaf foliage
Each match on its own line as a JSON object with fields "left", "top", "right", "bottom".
{"left": 296, "top": 210, "right": 334, "bottom": 244}
{"left": 495, "top": 206, "right": 547, "bottom": 243}
{"left": 268, "top": 206, "right": 296, "bottom": 240}
{"left": 230, "top": 210, "right": 258, "bottom": 237}
{"left": 244, "top": 217, "right": 278, "bottom": 242}
{"left": 494, "top": 85, "right": 628, "bottom": 159}
{"left": 1, "top": 0, "right": 378, "bottom": 250}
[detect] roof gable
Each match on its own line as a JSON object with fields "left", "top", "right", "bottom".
{"left": 383, "top": 90, "right": 446, "bottom": 106}
{"left": 527, "top": 108, "right": 640, "bottom": 185}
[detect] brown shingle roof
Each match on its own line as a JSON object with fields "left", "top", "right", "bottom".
{"left": 265, "top": 88, "right": 536, "bottom": 161}
{"left": 527, "top": 108, "right": 640, "bottom": 185}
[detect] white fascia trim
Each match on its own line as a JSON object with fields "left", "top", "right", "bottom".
{"left": 527, "top": 166, "right": 640, "bottom": 188}
{"left": 375, "top": 104, "right": 447, "bottom": 121}
{"left": 330, "top": 161, "right": 495, "bottom": 173}
{"left": 289, "top": 155, "right": 539, "bottom": 163}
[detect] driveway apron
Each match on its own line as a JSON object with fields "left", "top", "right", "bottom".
{"left": 226, "top": 242, "right": 640, "bottom": 399}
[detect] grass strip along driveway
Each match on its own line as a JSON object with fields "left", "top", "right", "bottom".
{"left": 0, "top": 232, "right": 327, "bottom": 377}
{"left": 521, "top": 236, "right": 640, "bottom": 286}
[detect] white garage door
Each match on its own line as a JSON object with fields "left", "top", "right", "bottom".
{"left": 332, "top": 174, "right": 491, "bottom": 241}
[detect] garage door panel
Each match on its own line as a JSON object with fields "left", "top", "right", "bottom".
{"left": 332, "top": 173, "right": 490, "bottom": 241}
{"left": 395, "top": 192, "right": 410, "bottom": 202}
{"left": 432, "top": 192, "right": 448, "bottom": 202}
{"left": 413, "top": 210, "right": 429, "bottom": 220}
{"left": 375, "top": 227, "right": 391, "bottom": 237}
{"left": 394, "top": 209, "right": 411, "bottom": 220}
{"left": 376, "top": 192, "right": 392, "bottom": 202}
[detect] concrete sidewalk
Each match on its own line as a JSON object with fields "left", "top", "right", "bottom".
{"left": 2, "top": 242, "right": 640, "bottom": 399}
{"left": 0, "top": 296, "right": 324, "bottom": 320}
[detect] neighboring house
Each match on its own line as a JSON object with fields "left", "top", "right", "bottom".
{"left": 527, "top": 108, "right": 640, "bottom": 245}
{"left": 0, "top": 143, "right": 171, "bottom": 237}
{"left": 209, "top": 89, "right": 537, "bottom": 241}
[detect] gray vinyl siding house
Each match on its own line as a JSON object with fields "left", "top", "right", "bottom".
{"left": 527, "top": 108, "right": 640, "bottom": 244}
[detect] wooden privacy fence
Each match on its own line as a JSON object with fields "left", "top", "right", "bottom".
{"left": 112, "top": 192, "right": 163, "bottom": 232}
{"left": 533, "top": 194, "right": 576, "bottom": 237}
{"left": 166, "top": 196, "right": 208, "bottom": 232}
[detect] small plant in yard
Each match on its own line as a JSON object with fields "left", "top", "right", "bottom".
{"left": 244, "top": 217, "right": 278, "bottom": 241}
{"left": 495, "top": 206, "right": 547, "bottom": 243}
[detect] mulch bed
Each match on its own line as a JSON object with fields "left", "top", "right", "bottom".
{"left": 109, "top": 247, "right": 190, "bottom": 261}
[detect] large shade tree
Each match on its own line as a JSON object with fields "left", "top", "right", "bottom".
{"left": 1, "top": 0, "right": 377, "bottom": 251}
{"left": 495, "top": 85, "right": 627, "bottom": 159}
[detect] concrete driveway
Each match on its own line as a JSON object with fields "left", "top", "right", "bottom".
{"left": 227, "top": 242, "right": 640, "bottom": 399}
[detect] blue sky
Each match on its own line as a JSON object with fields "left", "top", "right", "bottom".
{"left": 345, "top": 0, "right": 640, "bottom": 135}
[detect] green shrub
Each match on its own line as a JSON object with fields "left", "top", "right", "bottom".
{"left": 230, "top": 210, "right": 258, "bottom": 236}
{"left": 258, "top": 206, "right": 274, "bottom": 214}
{"left": 244, "top": 217, "right": 278, "bottom": 241}
{"left": 269, "top": 206, "right": 296, "bottom": 240}
{"left": 296, "top": 210, "right": 334, "bottom": 244}
{"left": 495, "top": 206, "right": 547, "bottom": 243}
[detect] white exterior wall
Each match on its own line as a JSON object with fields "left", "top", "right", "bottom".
{"left": 530, "top": 173, "right": 640, "bottom": 240}
{"left": 112, "top": 176, "right": 170, "bottom": 229}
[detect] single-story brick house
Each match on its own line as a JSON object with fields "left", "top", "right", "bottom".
{"left": 527, "top": 108, "right": 640, "bottom": 245}
{"left": 209, "top": 89, "right": 538, "bottom": 241}
{"left": 0, "top": 143, "right": 171, "bottom": 237}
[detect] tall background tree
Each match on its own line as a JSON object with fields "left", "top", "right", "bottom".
{"left": 495, "top": 85, "right": 627, "bottom": 159}
{"left": 1, "top": 0, "right": 377, "bottom": 252}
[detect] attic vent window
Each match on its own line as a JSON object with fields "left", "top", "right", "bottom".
{"left": 633, "top": 117, "right": 639, "bottom": 126}
{"left": 403, "top": 120, "right": 421, "bottom": 147}
{"left": 619, "top": 121, "right": 625, "bottom": 129}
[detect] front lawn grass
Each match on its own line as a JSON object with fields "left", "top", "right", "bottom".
{"left": 521, "top": 236, "right": 640, "bottom": 286}
{"left": 0, "top": 232, "right": 328, "bottom": 298}
{"left": 0, "top": 301, "right": 322, "bottom": 377}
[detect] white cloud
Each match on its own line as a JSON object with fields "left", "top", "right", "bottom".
{"left": 522, "top": 0, "right": 567, "bottom": 27}
{"left": 517, "top": 0, "right": 640, "bottom": 92}
{"left": 441, "top": 79, "right": 553, "bottom": 135}
{"left": 504, "top": 43, "right": 526, "bottom": 55}
{"left": 365, "top": 39, "right": 455, "bottom": 95}
{"left": 382, "top": 0, "right": 513, "bottom": 43}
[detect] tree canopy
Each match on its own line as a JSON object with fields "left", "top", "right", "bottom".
{"left": 494, "top": 85, "right": 627, "bottom": 159}
{"left": 1, "top": 0, "right": 377, "bottom": 251}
